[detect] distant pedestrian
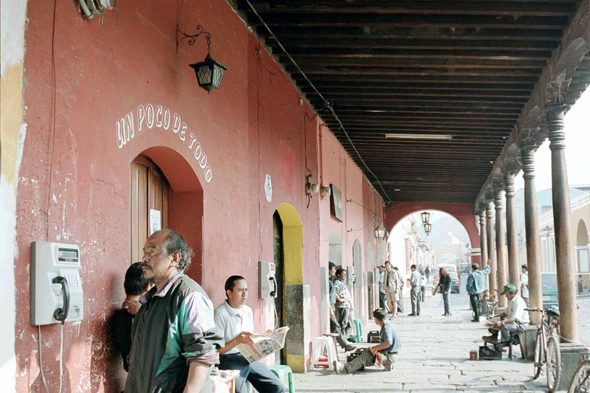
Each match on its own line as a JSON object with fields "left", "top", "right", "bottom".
{"left": 377, "top": 266, "right": 389, "bottom": 311}
{"left": 579, "top": 275, "right": 584, "bottom": 295}
{"left": 425, "top": 266, "right": 431, "bottom": 284}
{"left": 466, "top": 264, "right": 490, "bottom": 322}
{"left": 420, "top": 273, "right": 427, "bottom": 302}
{"left": 437, "top": 267, "right": 452, "bottom": 316}
{"left": 384, "top": 262, "right": 399, "bottom": 319}
{"left": 393, "top": 267, "right": 405, "bottom": 314}
{"left": 409, "top": 265, "right": 421, "bottom": 316}
{"left": 520, "top": 265, "right": 529, "bottom": 306}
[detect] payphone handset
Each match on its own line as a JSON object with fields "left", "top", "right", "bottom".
{"left": 31, "top": 242, "right": 84, "bottom": 325}
{"left": 259, "top": 261, "right": 277, "bottom": 298}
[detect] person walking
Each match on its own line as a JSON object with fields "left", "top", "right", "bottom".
{"left": 425, "top": 266, "right": 431, "bottom": 284}
{"left": 466, "top": 264, "right": 490, "bottom": 322}
{"left": 409, "top": 265, "right": 421, "bottom": 316}
{"left": 383, "top": 262, "right": 399, "bottom": 319}
{"left": 437, "top": 267, "right": 452, "bottom": 316}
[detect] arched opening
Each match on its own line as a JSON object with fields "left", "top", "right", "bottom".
{"left": 352, "top": 240, "right": 364, "bottom": 322}
{"left": 576, "top": 219, "right": 589, "bottom": 294}
{"left": 274, "top": 203, "right": 308, "bottom": 372}
{"left": 130, "top": 146, "right": 204, "bottom": 283}
{"left": 388, "top": 210, "right": 471, "bottom": 274}
{"left": 385, "top": 202, "right": 481, "bottom": 266}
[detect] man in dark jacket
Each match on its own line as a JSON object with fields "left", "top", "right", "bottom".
{"left": 125, "top": 230, "right": 222, "bottom": 393}
{"left": 466, "top": 264, "right": 490, "bottom": 322}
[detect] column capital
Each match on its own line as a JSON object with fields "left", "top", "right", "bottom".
{"left": 504, "top": 172, "right": 516, "bottom": 198}
{"left": 546, "top": 105, "right": 567, "bottom": 151}
{"left": 520, "top": 144, "right": 536, "bottom": 180}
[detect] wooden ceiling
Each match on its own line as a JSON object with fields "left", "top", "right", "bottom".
{"left": 234, "top": 0, "right": 587, "bottom": 204}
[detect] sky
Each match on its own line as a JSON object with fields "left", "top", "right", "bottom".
{"left": 514, "top": 87, "right": 590, "bottom": 192}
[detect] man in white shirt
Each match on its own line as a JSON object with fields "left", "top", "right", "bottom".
{"left": 409, "top": 265, "right": 422, "bottom": 316}
{"left": 520, "top": 265, "right": 529, "bottom": 306}
{"left": 215, "top": 276, "right": 285, "bottom": 393}
{"left": 484, "top": 283, "right": 530, "bottom": 345}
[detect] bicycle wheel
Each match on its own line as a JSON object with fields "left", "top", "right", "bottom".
{"left": 547, "top": 334, "right": 562, "bottom": 392}
{"left": 568, "top": 361, "right": 590, "bottom": 393}
{"left": 533, "top": 329, "right": 544, "bottom": 380}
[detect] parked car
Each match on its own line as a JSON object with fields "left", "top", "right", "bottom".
{"left": 459, "top": 263, "right": 471, "bottom": 275}
{"left": 542, "top": 272, "right": 558, "bottom": 306}
{"left": 450, "top": 272, "right": 461, "bottom": 294}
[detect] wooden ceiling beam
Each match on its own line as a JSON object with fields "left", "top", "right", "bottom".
{"left": 241, "top": 1, "right": 576, "bottom": 16}
{"left": 246, "top": 13, "right": 569, "bottom": 29}
{"left": 292, "top": 74, "right": 540, "bottom": 84}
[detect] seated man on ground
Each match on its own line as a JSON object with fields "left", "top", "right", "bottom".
{"left": 215, "top": 275, "right": 285, "bottom": 393}
{"left": 337, "top": 308, "right": 401, "bottom": 374}
{"left": 483, "top": 283, "right": 529, "bottom": 347}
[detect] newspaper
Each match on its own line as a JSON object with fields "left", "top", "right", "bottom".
{"left": 236, "top": 327, "right": 290, "bottom": 363}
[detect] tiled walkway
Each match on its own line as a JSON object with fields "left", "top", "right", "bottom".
{"left": 293, "top": 290, "right": 549, "bottom": 392}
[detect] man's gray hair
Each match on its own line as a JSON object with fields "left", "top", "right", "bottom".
{"left": 160, "top": 229, "right": 194, "bottom": 272}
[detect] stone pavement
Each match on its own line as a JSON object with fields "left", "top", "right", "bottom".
{"left": 293, "top": 290, "right": 550, "bottom": 392}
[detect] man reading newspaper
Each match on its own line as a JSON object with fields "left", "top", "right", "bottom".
{"left": 215, "top": 276, "right": 285, "bottom": 393}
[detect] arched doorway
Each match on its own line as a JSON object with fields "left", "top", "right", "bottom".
{"left": 274, "top": 203, "right": 308, "bottom": 372}
{"left": 272, "top": 211, "right": 285, "bottom": 364}
{"left": 352, "top": 240, "right": 363, "bottom": 322}
{"left": 576, "top": 219, "right": 589, "bottom": 294}
{"left": 129, "top": 147, "right": 204, "bottom": 283}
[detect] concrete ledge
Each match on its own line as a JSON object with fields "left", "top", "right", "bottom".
{"left": 557, "top": 341, "right": 590, "bottom": 391}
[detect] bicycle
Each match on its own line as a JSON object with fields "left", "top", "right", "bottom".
{"left": 480, "top": 290, "right": 498, "bottom": 317}
{"left": 568, "top": 351, "right": 590, "bottom": 393}
{"left": 527, "top": 306, "right": 561, "bottom": 393}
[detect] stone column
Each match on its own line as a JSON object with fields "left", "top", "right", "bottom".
{"left": 479, "top": 208, "right": 488, "bottom": 270}
{"left": 494, "top": 185, "right": 508, "bottom": 308}
{"left": 547, "top": 107, "right": 578, "bottom": 342}
{"left": 521, "top": 144, "right": 542, "bottom": 325}
{"left": 504, "top": 171, "right": 520, "bottom": 291}
{"left": 485, "top": 197, "right": 497, "bottom": 298}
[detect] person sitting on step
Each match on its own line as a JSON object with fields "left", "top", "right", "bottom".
{"left": 336, "top": 308, "right": 401, "bottom": 374}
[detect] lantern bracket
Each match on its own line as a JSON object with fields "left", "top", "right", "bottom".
{"left": 177, "top": 24, "right": 212, "bottom": 54}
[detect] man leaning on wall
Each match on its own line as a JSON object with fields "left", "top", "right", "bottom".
{"left": 125, "top": 230, "right": 221, "bottom": 393}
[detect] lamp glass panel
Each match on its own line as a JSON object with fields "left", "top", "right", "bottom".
{"left": 212, "top": 65, "right": 225, "bottom": 88}
{"left": 197, "top": 65, "right": 213, "bottom": 85}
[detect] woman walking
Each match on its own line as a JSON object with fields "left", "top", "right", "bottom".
{"left": 438, "top": 267, "right": 452, "bottom": 316}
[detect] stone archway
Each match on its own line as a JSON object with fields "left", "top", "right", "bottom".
{"left": 134, "top": 146, "right": 204, "bottom": 283}
{"left": 385, "top": 202, "right": 481, "bottom": 265}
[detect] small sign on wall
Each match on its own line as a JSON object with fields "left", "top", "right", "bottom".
{"left": 149, "top": 209, "right": 162, "bottom": 235}
{"left": 265, "top": 174, "right": 273, "bottom": 202}
{"left": 330, "top": 184, "right": 343, "bottom": 222}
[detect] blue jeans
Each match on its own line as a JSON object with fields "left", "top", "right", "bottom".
{"left": 442, "top": 291, "right": 451, "bottom": 314}
{"left": 219, "top": 353, "right": 285, "bottom": 393}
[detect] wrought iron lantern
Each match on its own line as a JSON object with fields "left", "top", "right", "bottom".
{"left": 374, "top": 225, "right": 388, "bottom": 239}
{"left": 424, "top": 223, "right": 432, "bottom": 236}
{"left": 421, "top": 211, "right": 430, "bottom": 224}
{"left": 177, "top": 25, "right": 228, "bottom": 92}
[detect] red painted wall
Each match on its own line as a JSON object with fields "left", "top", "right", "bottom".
{"left": 385, "top": 202, "right": 481, "bottom": 266}
{"left": 13, "top": 0, "right": 384, "bottom": 391}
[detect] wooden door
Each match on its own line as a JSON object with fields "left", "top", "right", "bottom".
{"left": 130, "top": 155, "right": 170, "bottom": 262}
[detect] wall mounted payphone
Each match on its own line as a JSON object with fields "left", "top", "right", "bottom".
{"left": 259, "top": 261, "right": 277, "bottom": 298}
{"left": 31, "top": 242, "right": 84, "bottom": 325}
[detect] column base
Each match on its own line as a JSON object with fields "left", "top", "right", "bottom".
{"left": 521, "top": 325, "right": 538, "bottom": 360}
{"left": 557, "top": 342, "right": 590, "bottom": 391}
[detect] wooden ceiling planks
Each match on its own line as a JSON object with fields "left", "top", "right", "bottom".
{"left": 234, "top": 0, "right": 585, "bottom": 204}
